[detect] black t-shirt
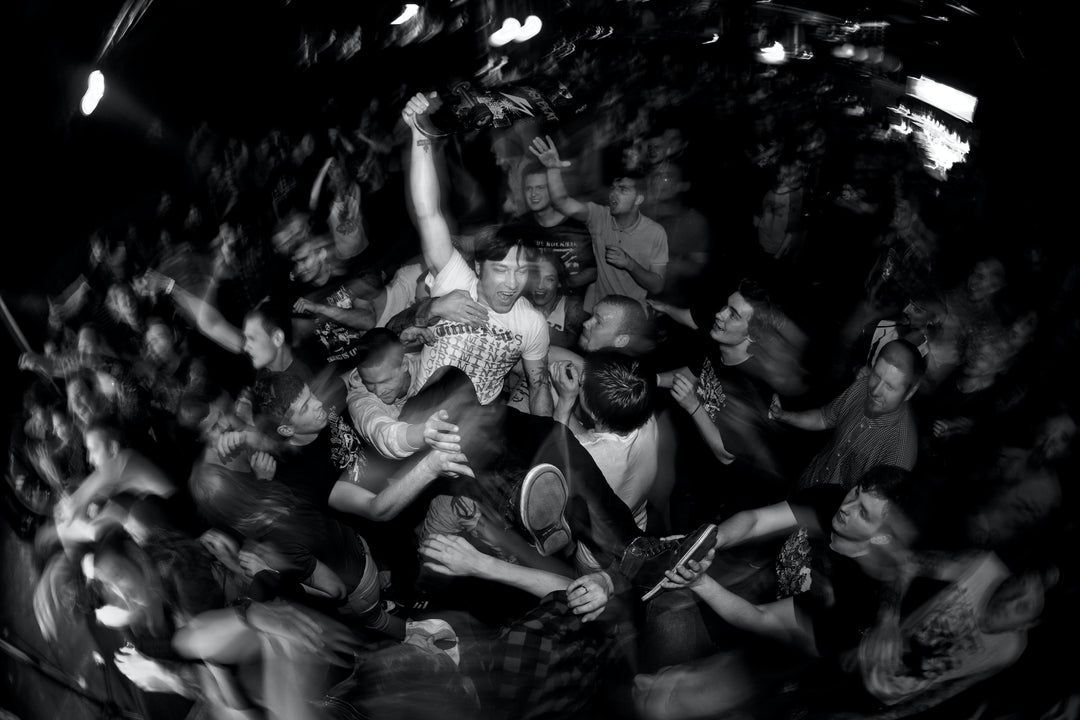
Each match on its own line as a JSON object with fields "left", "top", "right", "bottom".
{"left": 522, "top": 214, "right": 595, "bottom": 296}
{"left": 273, "top": 407, "right": 368, "bottom": 511}
{"left": 260, "top": 499, "right": 367, "bottom": 590}
{"left": 784, "top": 485, "right": 886, "bottom": 660}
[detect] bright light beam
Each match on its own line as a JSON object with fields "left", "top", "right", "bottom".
{"left": 391, "top": 4, "right": 419, "bottom": 25}
{"left": 80, "top": 70, "right": 105, "bottom": 116}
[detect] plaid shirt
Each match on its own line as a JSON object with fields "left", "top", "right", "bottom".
{"left": 798, "top": 367, "right": 918, "bottom": 490}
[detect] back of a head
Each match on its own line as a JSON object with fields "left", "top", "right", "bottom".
{"left": 581, "top": 350, "right": 656, "bottom": 434}
{"left": 878, "top": 338, "right": 927, "bottom": 389}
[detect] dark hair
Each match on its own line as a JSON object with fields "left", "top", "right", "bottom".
{"left": 613, "top": 170, "right": 648, "bottom": 195}
{"left": 580, "top": 350, "right": 656, "bottom": 434}
{"left": 253, "top": 372, "right": 306, "bottom": 432}
{"left": 520, "top": 161, "right": 548, "bottom": 181}
{"left": 474, "top": 223, "right": 539, "bottom": 265}
{"left": 877, "top": 339, "right": 927, "bottom": 389}
{"left": 736, "top": 278, "right": 784, "bottom": 343}
{"left": 535, "top": 250, "right": 570, "bottom": 289}
{"left": 856, "top": 464, "right": 930, "bottom": 547}
{"left": 189, "top": 463, "right": 294, "bottom": 539}
{"left": 244, "top": 297, "right": 292, "bottom": 345}
{"left": 354, "top": 327, "right": 405, "bottom": 371}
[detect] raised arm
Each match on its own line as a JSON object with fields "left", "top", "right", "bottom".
{"left": 402, "top": 93, "right": 455, "bottom": 273}
{"left": 327, "top": 449, "right": 473, "bottom": 522}
{"left": 529, "top": 135, "right": 588, "bottom": 222}
{"left": 140, "top": 269, "right": 243, "bottom": 354}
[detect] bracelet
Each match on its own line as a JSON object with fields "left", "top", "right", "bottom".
{"left": 164, "top": 278, "right": 176, "bottom": 296}
{"left": 691, "top": 403, "right": 702, "bottom": 416}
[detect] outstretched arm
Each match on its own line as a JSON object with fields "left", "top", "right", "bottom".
{"left": 328, "top": 449, "right": 473, "bottom": 522}
{"left": 402, "top": 93, "right": 455, "bottom": 274}
{"left": 140, "top": 269, "right": 243, "bottom": 354}
{"left": 529, "top": 135, "right": 588, "bottom": 221}
{"left": 768, "top": 393, "right": 827, "bottom": 432}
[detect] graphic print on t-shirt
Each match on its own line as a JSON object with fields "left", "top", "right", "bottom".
{"left": 420, "top": 321, "right": 525, "bottom": 404}
{"left": 316, "top": 286, "right": 364, "bottom": 363}
{"left": 328, "top": 406, "right": 368, "bottom": 483}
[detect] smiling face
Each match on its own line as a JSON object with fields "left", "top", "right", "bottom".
{"left": 709, "top": 292, "right": 755, "bottom": 347}
{"left": 358, "top": 355, "right": 411, "bottom": 405}
{"left": 476, "top": 246, "right": 531, "bottom": 314}
{"left": 523, "top": 172, "right": 552, "bottom": 213}
{"left": 529, "top": 257, "right": 560, "bottom": 310}
{"left": 865, "top": 357, "right": 916, "bottom": 417}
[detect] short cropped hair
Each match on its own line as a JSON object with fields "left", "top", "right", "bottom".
{"left": 877, "top": 339, "right": 927, "bottom": 389}
{"left": 253, "top": 372, "right": 306, "bottom": 432}
{"left": 736, "top": 278, "right": 784, "bottom": 343}
{"left": 244, "top": 297, "right": 292, "bottom": 345}
{"left": 580, "top": 350, "right": 656, "bottom": 434}
{"left": 856, "top": 464, "right": 929, "bottom": 548}
{"left": 354, "top": 328, "right": 405, "bottom": 371}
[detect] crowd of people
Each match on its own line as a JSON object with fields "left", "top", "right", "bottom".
{"left": 5, "top": 39, "right": 1079, "bottom": 720}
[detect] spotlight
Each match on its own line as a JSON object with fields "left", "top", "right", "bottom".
{"left": 80, "top": 70, "right": 105, "bottom": 116}
{"left": 391, "top": 4, "right": 419, "bottom": 25}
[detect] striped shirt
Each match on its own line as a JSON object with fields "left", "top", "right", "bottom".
{"left": 798, "top": 367, "right": 918, "bottom": 490}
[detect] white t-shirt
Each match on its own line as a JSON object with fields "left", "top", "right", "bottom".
{"left": 376, "top": 262, "right": 424, "bottom": 328}
{"left": 576, "top": 415, "right": 660, "bottom": 530}
{"left": 413, "top": 250, "right": 549, "bottom": 404}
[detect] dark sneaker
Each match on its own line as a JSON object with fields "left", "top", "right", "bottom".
{"left": 518, "top": 463, "right": 572, "bottom": 556}
{"left": 629, "top": 523, "right": 719, "bottom": 602}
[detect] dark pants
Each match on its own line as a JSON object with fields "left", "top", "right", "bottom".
{"left": 369, "top": 367, "right": 644, "bottom": 576}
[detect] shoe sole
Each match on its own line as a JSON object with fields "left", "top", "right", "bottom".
{"left": 519, "top": 463, "right": 571, "bottom": 557}
{"left": 641, "top": 523, "right": 719, "bottom": 602}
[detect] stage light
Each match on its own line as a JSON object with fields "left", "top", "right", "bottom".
{"left": 391, "top": 4, "right": 419, "bottom": 25}
{"left": 80, "top": 70, "right": 105, "bottom": 116}
{"left": 515, "top": 15, "right": 542, "bottom": 42}
{"left": 758, "top": 41, "right": 786, "bottom": 64}
{"left": 490, "top": 17, "right": 521, "bottom": 47}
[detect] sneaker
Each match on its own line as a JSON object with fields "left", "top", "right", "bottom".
{"left": 631, "top": 523, "right": 719, "bottom": 602}
{"left": 404, "top": 617, "right": 461, "bottom": 666}
{"left": 518, "top": 463, "right": 572, "bottom": 557}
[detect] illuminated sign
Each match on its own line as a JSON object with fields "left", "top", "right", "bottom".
{"left": 905, "top": 75, "right": 977, "bottom": 122}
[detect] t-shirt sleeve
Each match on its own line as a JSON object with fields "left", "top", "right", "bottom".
{"left": 649, "top": 226, "right": 669, "bottom": 266}
{"left": 519, "top": 308, "right": 551, "bottom": 362}
{"left": 430, "top": 249, "right": 477, "bottom": 298}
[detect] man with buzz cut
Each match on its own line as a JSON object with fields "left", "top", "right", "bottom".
{"left": 529, "top": 135, "right": 668, "bottom": 314}
{"left": 401, "top": 92, "right": 553, "bottom": 417}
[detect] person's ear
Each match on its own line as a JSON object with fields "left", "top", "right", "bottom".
{"left": 614, "top": 333, "right": 629, "bottom": 348}
{"left": 276, "top": 424, "right": 294, "bottom": 439}
{"left": 634, "top": 193, "right": 644, "bottom": 208}
{"left": 272, "top": 329, "right": 286, "bottom": 348}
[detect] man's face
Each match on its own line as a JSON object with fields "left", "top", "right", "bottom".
{"left": 144, "top": 323, "right": 174, "bottom": 363}
{"left": 529, "top": 258, "right": 560, "bottom": 308}
{"left": 358, "top": 356, "right": 411, "bottom": 405}
{"left": 85, "top": 429, "right": 115, "bottom": 471}
{"left": 1032, "top": 414, "right": 1077, "bottom": 465}
{"left": 198, "top": 404, "right": 232, "bottom": 443}
{"left": 292, "top": 243, "right": 326, "bottom": 285}
{"left": 242, "top": 318, "right": 279, "bottom": 370}
{"left": 476, "top": 246, "right": 531, "bottom": 314}
{"left": 901, "top": 300, "right": 935, "bottom": 330}
{"left": 710, "top": 292, "right": 755, "bottom": 346}
{"left": 865, "top": 358, "right": 914, "bottom": 417}
{"left": 967, "top": 260, "right": 1005, "bottom": 302}
{"left": 282, "top": 386, "right": 327, "bottom": 436}
{"left": 523, "top": 173, "right": 552, "bottom": 213}
{"left": 830, "top": 485, "right": 890, "bottom": 545}
{"left": 608, "top": 178, "right": 642, "bottom": 215}
{"left": 580, "top": 301, "right": 625, "bottom": 352}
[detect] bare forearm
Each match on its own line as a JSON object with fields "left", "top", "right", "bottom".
{"left": 474, "top": 553, "right": 572, "bottom": 596}
{"left": 627, "top": 261, "right": 665, "bottom": 295}
{"left": 306, "top": 303, "right": 375, "bottom": 330}
{"left": 774, "top": 407, "right": 827, "bottom": 431}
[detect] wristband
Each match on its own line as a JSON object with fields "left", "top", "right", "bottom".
{"left": 691, "top": 403, "right": 702, "bottom": 416}
{"left": 164, "top": 278, "right": 176, "bottom": 296}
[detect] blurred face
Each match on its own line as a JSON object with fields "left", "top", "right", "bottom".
{"left": 1032, "top": 414, "right": 1076, "bottom": 465}
{"left": 981, "top": 574, "right": 1045, "bottom": 634}
{"left": 609, "top": 178, "right": 643, "bottom": 215}
{"left": 523, "top": 173, "right": 551, "bottom": 213}
{"left": 242, "top": 317, "right": 280, "bottom": 370}
{"left": 107, "top": 285, "right": 137, "bottom": 323}
{"left": 292, "top": 243, "right": 327, "bottom": 285}
{"left": 67, "top": 381, "right": 96, "bottom": 425}
{"left": 272, "top": 215, "right": 309, "bottom": 256}
{"left": 476, "top": 246, "right": 531, "bottom": 313}
{"left": 92, "top": 554, "right": 151, "bottom": 629}
{"left": 902, "top": 300, "right": 936, "bottom": 330}
{"left": 144, "top": 322, "right": 174, "bottom": 363}
{"left": 282, "top": 386, "right": 327, "bottom": 436}
{"left": 967, "top": 260, "right": 1005, "bottom": 302}
{"left": 963, "top": 340, "right": 1010, "bottom": 379}
{"left": 85, "top": 429, "right": 116, "bottom": 471}
{"left": 198, "top": 404, "right": 231, "bottom": 442}
{"left": 830, "top": 486, "right": 890, "bottom": 546}
{"left": 51, "top": 411, "right": 74, "bottom": 444}
{"left": 865, "top": 358, "right": 915, "bottom": 417}
{"left": 647, "top": 163, "right": 684, "bottom": 203}
{"left": 358, "top": 355, "right": 411, "bottom": 404}
{"left": 710, "top": 292, "right": 755, "bottom": 346}
{"left": 530, "top": 258, "right": 560, "bottom": 309}
{"left": 580, "top": 301, "right": 625, "bottom": 352}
